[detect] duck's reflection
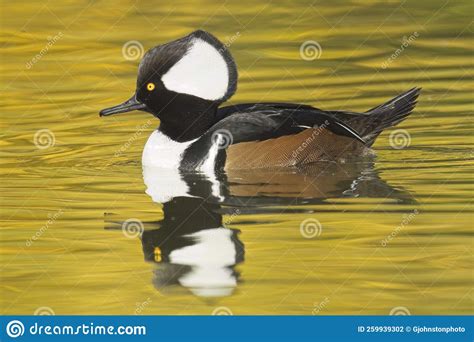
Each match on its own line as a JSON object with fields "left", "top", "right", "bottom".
{"left": 107, "top": 158, "right": 414, "bottom": 298}
{"left": 141, "top": 193, "right": 244, "bottom": 298}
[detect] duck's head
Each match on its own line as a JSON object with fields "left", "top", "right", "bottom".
{"left": 100, "top": 30, "right": 238, "bottom": 139}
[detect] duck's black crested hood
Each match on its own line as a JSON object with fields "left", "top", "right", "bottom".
{"left": 137, "top": 30, "right": 238, "bottom": 103}
{"left": 100, "top": 30, "right": 239, "bottom": 142}
{"left": 134, "top": 30, "right": 239, "bottom": 141}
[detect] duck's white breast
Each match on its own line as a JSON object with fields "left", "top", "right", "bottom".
{"left": 142, "top": 130, "right": 196, "bottom": 168}
{"left": 142, "top": 130, "right": 224, "bottom": 202}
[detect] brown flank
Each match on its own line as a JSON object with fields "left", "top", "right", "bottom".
{"left": 224, "top": 128, "right": 367, "bottom": 170}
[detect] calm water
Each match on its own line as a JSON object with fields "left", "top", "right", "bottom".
{"left": 1, "top": 0, "right": 472, "bottom": 315}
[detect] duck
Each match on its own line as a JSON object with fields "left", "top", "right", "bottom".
{"left": 100, "top": 30, "right": 421, "bottom": 172}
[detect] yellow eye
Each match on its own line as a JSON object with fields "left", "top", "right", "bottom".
{"left": 147, "top": 83, "right": 155, "bottom": 91}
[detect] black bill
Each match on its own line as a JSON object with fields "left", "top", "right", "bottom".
{"left": 99, "top": 95, "right": 147, "bottom": 116}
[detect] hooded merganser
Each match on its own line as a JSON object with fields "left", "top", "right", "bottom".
{"left": 100, "top": 30, "right": 421, "bottom": 171}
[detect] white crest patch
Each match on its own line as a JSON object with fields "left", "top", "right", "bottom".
{"left": 161, "top": 38, "right": 229, "bottom": 101}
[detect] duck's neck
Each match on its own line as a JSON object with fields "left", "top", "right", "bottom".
{"left": 157, "top": 103, "right": 218, "bottom": 142}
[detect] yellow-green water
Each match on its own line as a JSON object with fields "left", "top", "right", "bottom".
{"left": 1, "top": 0, "right": 473, "bottom": 315}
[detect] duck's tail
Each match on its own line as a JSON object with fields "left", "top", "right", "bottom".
{"left": 359, "top": 87, "right": 421, "bottom": 146}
